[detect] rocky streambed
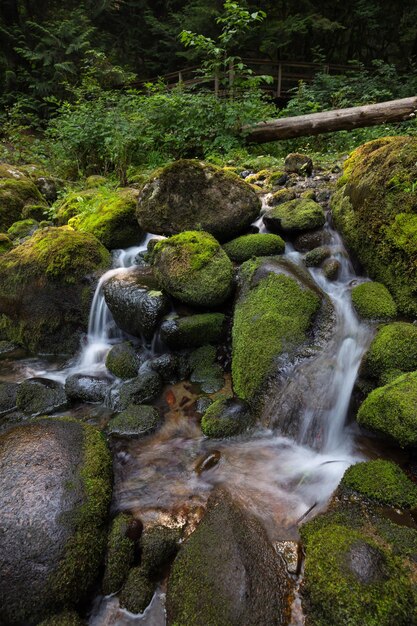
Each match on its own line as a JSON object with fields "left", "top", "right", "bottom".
{"left": 1, "top": 139, "right": 417, "bottom": 625}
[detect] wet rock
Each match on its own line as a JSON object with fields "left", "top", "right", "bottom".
{"left": 103, "top": 266, "right": 169, "bottom": 340}
{"left": 145, "top": 353, "right": 184, "bottom": 384}
{"left": 107, "top": 370, "right": 162, "bottom": 411}
{"left": 119, "top": 566, "right": 155, "bottom": 614}
{"left": 0, "top": 339, "right": 16, "bottom": 355}
{"left": 16, "top": 377, "right": 67, "bottom": 416}
{"left": 105, "top": 342, "right": 142, "bottom": 379}
{"left": 0, "top": 176, "right": 45, "bottom": 231}
{"left": 152, "top": 231, "right": 234, "bottom": 309}
{"left": 274, "top": 540, "right": 300, "bottom": 575}
{"left": 160, "top": 314, "right": 225, "bottom": 350}
{"left": 0, "top": 418, "right": 112, "bottom": 624}
{"left": 263, "top": 199, "right": 325, "bottom": 235}
{"left": 166, "top": 488, "right": 290, "bottom": 626}
{"left": 141, "top": 525, "right": 180, "bottom": 577}
{"left": 102, "top": 513, "right": 139, "bottom": 595}
{"left": 65, "top": 374, "right": 110, "bottom": 403}
{"left": 351, "top": 281, "right": 397, "bottom": 320}
{"left": 195, "top": 450, "right": 221, "bottom": 474}
{"left": 293, "top": 229, "right": 327, "bottom": 252}
{"left": 0, "top": 381, "right": 19, "bottom": 414}
{"left": 195, "top": 396, "right": 213, "bottom": 415}
{"left": 322, "top": 258, "right": 340, "bottom": 280}
{"left": 107, "top": 404, "right": 160, "bottom": 438}
{"left": 35, "top": 176, "right": 61, "bottom": 204}
{"left": 189, "top": 345, "right": 224, "bottom": 393}
{"left": 137, "top": 160, "right": 261, "bottom": 242}
{"left": 285, "top": 153, "right": 313, "bottom": 176}
{"left": 201, "top": 398, "right": 252, "bottom": 438}
{"left": 304, "top": 246, "right": 331, "bottom": 268}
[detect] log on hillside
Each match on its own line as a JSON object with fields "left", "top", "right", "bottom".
{"left": 245, "top": 96, "right": 417, "bottom": 142}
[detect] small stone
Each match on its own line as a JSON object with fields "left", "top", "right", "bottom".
{"left": 273, "top": 540, "right": 300, "bottom": 575}
{"left": 285, "top": 153, "right": 313, "bottom": 176}
{"left": 323, "top": 258, "right": 340, "bottom": 280}
{"left": 195, "top": 451, "right": 221, "bottom": 474}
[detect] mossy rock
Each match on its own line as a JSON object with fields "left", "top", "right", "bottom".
{"left": 284, "top": 153, "right": 313, "bottom": 176}
{"left": 201, "top": 397, "right": 252, "bottom": 438}
{"left": 0, "top": 227, "right": 111, "bottom": 353}
{"left": 189, "top": 345, "right": 225, "bottom": 393}
{"left": 16, "top": 377, "right": 67, "bottom": 416}
{"left": 0, "top": 418, "right": 112, "bottom": 624}
{"left": 357, "top": 371, "right": 417, "bottom": 447}
{"left": 223, "top": 233, "right": 285, "bottom": 262}
{"left": 245, "top": 168, "right": 286, "bottom": 189}
{"left": 119, "top": 566, "right": 155, "bottom": 614}
{"left": 63, "top": 187, "right": 142, "bottom": 250}
{"left": 21, "top": 203, "right": 48, "bottom": 221}
{"left": 232, "top": 258, "right": 320, "bottom": 401}
{"left": 140, "top": 525, "right": 180, "bottom": 577}
{"left": 331, "top": 136, "right": 417, "bottom": 316}
{"left": 0, "top": 381, "right": 19, "bottom": 413}
{"left": 160, "top": 313, "right": 225, "bottom": 350}
{"left": 304, "top": 246, "right": 331, "bottom": 268}
{"left": 137, "top": 160, "right": 261, "bottom": 242}
{"left": 340, "top": 460, "right": 417, "bottom": 509}
{"left": 7, "top": 218, "right": 39, "bottom": 241}
{"left": 109, "top": 371, "right": 162, "bottom": 411}
{"left": 0, "top": 177, "right": 45, "bottom": 231}
{"left": 102, "top": 513, "right": 138, "bottom": 595}
{"left": 263, "top": 198, "right": 325, "bottom": 235}
{"left": 322, "top": 258, "right": 340, "bottom": 281}
{"left": 362, "top": 322, "right": 417, "bottom": 386}
{"left": 106, "top": 342, "right": 141, "bottom": 379}
{"left": 267, "top": 188, "right": 296, "bottom": 207}
{"left": 153, "top": 231, "right": 234, "bottom": 308}
{"left": 107, "top": 404, "right": 160, "bottom": 438}
{"left": 351, "top": 282, "right": 397, "bottom": 320}
{"left": 0, "top": 233, "right": 13, "bottom": 254}
{"left": 0, "top": 164, "right": 27, "bottom": 180}
{"left": 38, "top": 611, "right": 85, "bottom": 626}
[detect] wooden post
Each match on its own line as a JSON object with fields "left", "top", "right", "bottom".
{"left": 178, "top": 70, "right": 183, "bottom": 85}
{"left": 277, "top": 63, "right": 282, "bottom": 98}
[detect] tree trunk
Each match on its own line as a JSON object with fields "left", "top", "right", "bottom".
{"left": 244, "top": 97, "right": 417, "bottom": 143}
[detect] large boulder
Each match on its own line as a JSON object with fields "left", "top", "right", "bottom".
{"left": 136, "top": 160, "right": 261, "bottom": 242}
{"left": 0, "top": 227, "right": 111, "bottom": 353}
{"left": 0, "top": 175, "right": 46, "bottom": 231}
{"left": 103, "top": 266, "right": 169, "bottom": 340}
{"left": 0, "top": 418, "right": 112, "bottom": 624}
{"left": 361, "top": 322, "right": 417, "bottom": 386}
{"left": 152, "top": 231, "right": 234, "bottom": 308}
{"left": 332, "top": 136, "right": 417, "bottom": 316}
{"left": 166, "top": 489, "right": 290, "bottom": 626}
{"left": 263, "top": 198, "right": 325, "bottom": 235}
{"left": 16, "top": 377, "right": 67, "bottom": 416}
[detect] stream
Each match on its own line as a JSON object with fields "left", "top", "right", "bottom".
{"left": 1, "top": 204, "right": 378, "bottom": 625}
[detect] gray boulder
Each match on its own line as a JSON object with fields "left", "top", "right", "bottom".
{"left": 65, "top": 374, "right": 110, "bottom": 403}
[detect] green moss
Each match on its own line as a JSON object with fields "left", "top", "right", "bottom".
{"left": 245, "top": 168, "right": 286, "bottom": 189}
{"left": 341, "top": 460, "right": 417, "bottom": 508}
{"left": 0, "top": 177, "right": 45, "bottom": 231}
{"left": 153, "top": 231, "right": 234, "bottom": 308}
{"left": 62, "top": 187, "right": 142, "bottom": 249}
{"left": 351, "top": 282, "right": 397, "bottom": 320}
{"left": 304, "top": 246, "right": 331, "bottom": 267}
{"left": 201, "top": 397, "right": 251, "bottom": 438}
{"left": 223, "top": 233, "right": 285, "bottom": 262}
{"left": 140, "top": 525, "right": 180, "bottom": 576}
{"left": 264, "top": 198, "right": 325, "bottom": 234}
{"left": 38, "top": 611, "right": 85, "bottom": 626}
{"left": 102, "top": 513, "right": 136, "bottom": 595}
{"left": 105, "top": 342, "right": 140, "bottom": 379}
{"left": 362, "top": 322, "right": 417, "bottom": 385}
{"left": 189, "top": 345, "right": 225, "bottom": 393}
{"left": 119, "top": 566, "right": 155, "bottom": 614}
{"left": 0, "top": 233, "right": 13, "bottom": 254}
{"left": 107, "top": 404, "right": 160, "bottom": 437}
{"left": 332, "top": 136, "right": 417, "bottom": 316}
{"left": 7, "top": 218, "right": 39, "bottom": 241}
{"left": 21, "top": 203, "right": 48, "bottom": 221}
{"left": 301, "top": 523, "right": 414, "bottom": 626}
{"left": 357, "top": 371, "right": 417, "bottom": 447}
{"left": 268, "top": 188, "right": 296, "bottom": 207}
{"left": 160, "top": 313, "right": 225, "bottom": 350}
{"left": 232, "top": 261, "right": 320, "bottom": 400}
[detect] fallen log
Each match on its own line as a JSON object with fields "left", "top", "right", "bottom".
{"left": 245, "top": 96, "right": 417, "bottom": 143}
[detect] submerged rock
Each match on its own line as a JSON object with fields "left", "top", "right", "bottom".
{"left": 189, "top": 345, "right": 224, "bottom": 393}
{"left": 152, "top": 231, "right": 234, "bottom": 308}
{"left": 0, "top": 418, "right": 112, "bottom": 624}
{"left": 0, "top": 227, "right": 111, "bottom": 353}
{"left": 136, "top": 160, "right": 261, "bottom": 242}
{"left": 107, "top": 404, "right": 160, "bottom": 437}
{"left": 201, "top": 397, "right": 252, "bottom": 438}
{"left": 16, "top": 377, "right": 67, "bottom": 416}
{"left": 65, "top": 374, "right": 110, "bottom": 403}
{"left": 263, "top": 198, "right": 325, "bottom": 235}
{"left": 103, "top": 266, "right": 169, "bottom": 340}
{"left": 160, "top": 313, "right": 225, "bottom": 350}
{"left": 166, "top": 489, "right": 290, "bottom": 626}
{"left": 351, "top": 282, "right": 397, "bottom": 320}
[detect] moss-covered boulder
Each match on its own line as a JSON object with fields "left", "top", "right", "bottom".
{"left": 7, "top": 218, "right": 39, "bottom": 241}
{"left": 362, "top": 322, "right": 417, "bottom": 386}
{"left": 263, "top": 198, "right": 325, "bottom": 235}
{"left": 103, "top": 267, "right": 170, "bottom": 340}
{"left": 107, "top": 404, "right": 160, "bottom": 437}
{"left": 0, "top": 381, "right": 19, "bottom": 413}
{"left": 332, "top": 136, "right": 417, "bottom": 316}
{"left": 105, "top": 342, "right": 141, "bottom": 379}
{"left": 267, "top": 188, "right": 296, "bottom": 207}
{"left": 0, "top": 418, "right": 112, "bottom": 624}
{"left": 232, "top": 258, "right": 321, "bottom": 401}
{"left": 108, "top": 370, "right": 162, "bottom": 411}
{"left": 340, "top": 460, "right": 417, "bottom": 509}
{"left": 166, "top": 488, "right": 290, "bottom": 626}
{"left": 189, "top": 345, "right": 225, "bottom": 393}
{"left": 16, "top": 377, "right": 67, "bottom": 416}
{"left": 141, "top": 525, "right": 180, "bottom": 577}
{"left": 160, "top": 313, "right": 225, "bottom": 350}
{"left": 0, "top": 233, "right": 13, "bottom": 254}
{"left": 201, "top": 397, "right": 252, "bottom": 438}
{"left": 0, "top": 227, "right": 111, "bottom": 353}
{"left": 304, "top": 245, "right": 331, "bottom": 268}
{"left": 0, "top": 176, "right": 45, "bottom": 231}
{"left": 351, "top": 282, "right": 397, "bottom": 320}
{"left": 357, "top": 371, "right": 417, "bottom": 447}
{"left": 137, "top": 160, "right": 261, "bottom": 242}
{"left": 153, "top": 231, "right": 234, "bottom": 308}
{"left": 223, "top": 233, "right": 285, "bottom": 262}
{"left": 119, "top": 566, "right": 155, "bottom": 614}
{"left": 21, "top": 203, "right": 48, "bottom": 221}
{"left": 65, "top": 188, "right": 142, "bottom": 249}
{"left": 102, "top": 513, "right": 139, "bottom": 595}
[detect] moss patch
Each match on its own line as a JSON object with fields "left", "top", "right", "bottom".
{"left": 160, "top": 313, "right": 225, "bottom": 350}
{"left": 0, "top": 233, "right": 13, "bottom": 254}
{"left": 7, "top": 218, "right": 39, "bottom": 241}
{"left": 102, "top": 513, "right": 137, "bottom": 595}
{"left": 107, "top": 404, "right": 160, "bottom": 438}
{"left": 189, "top": 345, "right": 225, "bottom": 393}
{"left": 0, "top": 177, "right": 45, "bottom": 231}
{"left": 357, "top": 371, "right": 417, "bottom": 447}
{"left": 223, "top": 233, "right": 285, "bottom": 262}
{"left": 362, "top": 322, "right": 417, "bottom": 386}
{"left": 263, "top": 198, "right": 325, "bottom": 234}
{"left": 201, "top": 397, "right": 251, "bottom": 438}
{"left": 351, "top": 282, "right": 397, "bottom": 320}
{"left": 341, "top": 460, "right": 417, "bottom": 509}
{"left": 105, "top": 342, "right": 140, "bottom": 379}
